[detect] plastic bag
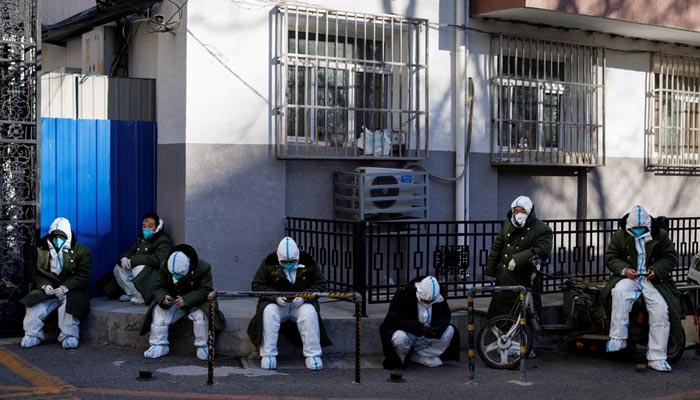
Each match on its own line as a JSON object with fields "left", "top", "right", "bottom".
{"left": 357, "top": 126, "right": 392, "bottom": 156}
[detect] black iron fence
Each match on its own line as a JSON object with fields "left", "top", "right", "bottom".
{"left": 286, "top": 217, "right": 700, "bottom": 307}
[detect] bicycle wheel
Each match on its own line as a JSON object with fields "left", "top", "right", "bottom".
{"left": 477, "top": 315, "right": 534, "bottom": 370}
{"left": 667, "top": 328, "right": 686, "bottom": 364}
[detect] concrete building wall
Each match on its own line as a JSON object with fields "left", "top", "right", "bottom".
{"left": 182, "top": 0, "right": 458, "bottom": 289}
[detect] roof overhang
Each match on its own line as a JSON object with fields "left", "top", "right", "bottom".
{"left": 471, "top": 0, "right": 700, "bottom": 47}
{"left": 42, "top": 0, "right": 159, "bottom": 45}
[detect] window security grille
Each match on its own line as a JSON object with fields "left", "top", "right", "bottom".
{"left": 647, "top": 54, "right": 700, "bottom": 171}
{"left": 490, "top": 35, "right": 605, "bottom": 166}
{"left": 274, "top": 4, "right": 429, "bottom": 159}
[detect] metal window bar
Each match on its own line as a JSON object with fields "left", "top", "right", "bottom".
{"left": 490, "top": 34, "right": 605, "bottom": 166}
{"left": 647, "top": 53, "right": 700, "bottom": 170}
{"left": 286, "top": 217, "right": 700, "bottom": 304}
{"left": 275, "top": 4, "right": 428, "bottom": 160}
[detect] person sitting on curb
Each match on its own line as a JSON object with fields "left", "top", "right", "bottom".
{"left": 139, "top": 244, "right": 225, "bottom": 360}
{"left": 379, "top": 275, "right": 461, "bottom": 369}
{"left": 96, "top": 212, "right": 171, "bottom": 305}
{"left": 247, "top": 236, "right": 331, "bottom": 371}
{"left": 20, "top": 217, "right": 92, "bottom": 349}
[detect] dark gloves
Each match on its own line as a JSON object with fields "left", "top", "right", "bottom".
{"left": 423, "top": 325, "right": 443, "bottom": 339}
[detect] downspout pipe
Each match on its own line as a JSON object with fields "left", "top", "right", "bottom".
{"left": 455, "top": 0, "right": 468, "bottom": 223}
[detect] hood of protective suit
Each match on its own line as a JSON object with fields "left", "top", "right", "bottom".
{"left": 625, "top": 205, "right": 652, "bottom": 238}
{"left": 511, "top": 195, "right": 533, "bottom": 215}
{"left": 510, "top": 195, "right": 533, "bottom": 228}
{"left": 48, "top": 217, "right": 72, "bottom": 249}
{"left": 415, "top": 276, "right": 444, "bottom": 304}
{"left": 277, "top": 236, "right": 300, "bottom": 263}
{"left": 167, "top": 251, "right": 190, "bottom": 282}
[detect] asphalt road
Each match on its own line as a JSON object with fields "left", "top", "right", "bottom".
{"left": 1, "top": 337, "right": 700, "bottom": 400}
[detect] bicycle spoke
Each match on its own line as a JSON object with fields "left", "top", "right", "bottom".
{"left": 485, "top": 342, "right": 500, "bottom": 353}
{"left": 499, "top": 348, "right": 509, "bottom": 364}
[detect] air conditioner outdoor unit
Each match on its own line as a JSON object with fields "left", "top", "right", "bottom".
{"left": 333, "top": 167, "right": 428, "bottom": 221}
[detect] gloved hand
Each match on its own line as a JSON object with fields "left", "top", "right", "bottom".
{"left": 120, "top": 257, "right": 132, "bottom": 270}
{"left": 53, "top": 286, "right": 69, "bottom": 298}
{"left": 42, "top": 285, "right": 55, "bottom": 296}
{"left": 291, "top": 297, "right": 305, "bottom": 307}
{"left": 275, "top": 297, "right": 288, "bottom": 307}
{"left": 507, "top": 259, "right": 517, "bottom": 271}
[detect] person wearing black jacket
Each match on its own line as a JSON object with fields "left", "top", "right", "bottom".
{"left": 379, "top": 275, "right": 460, "bottom": 369}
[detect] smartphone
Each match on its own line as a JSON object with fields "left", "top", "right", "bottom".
{"left": 165, "top": 295, "right": 174, "bottom": 302}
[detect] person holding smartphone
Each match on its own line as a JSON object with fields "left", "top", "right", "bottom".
{"left": 601, "top": 205, "right": 680, "bottom": 372}
{"left": 247, "top": 236, "right": 331, "bottom": 370}
{"left": 139, "top": 244, "right": 225, "bottom": 361}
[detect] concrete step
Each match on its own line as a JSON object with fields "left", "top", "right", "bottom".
{"left": 81, "top": 294, "right": 564, "bottom": 357}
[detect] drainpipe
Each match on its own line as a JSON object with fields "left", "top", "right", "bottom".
{"left": 455, "top": 0, "right": 469, "bottom": 223}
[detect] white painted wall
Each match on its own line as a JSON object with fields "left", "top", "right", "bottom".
{"left": 604, "top": 50, "right": 650, "bottom": 158}
{"left": 184, "top": 0, "right": 454, "bottom": 149}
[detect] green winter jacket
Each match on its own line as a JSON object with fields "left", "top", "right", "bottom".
{"left": 20, "top": 234, "right": 92, "bottom": 320}
{"left": 246, "top": 251, "right": 332, "bottom": 347}
{"left": 96, "top": 225, "right": 171, "bottom": 302}
{"left": 120, "top": 228, "right": 172, "bottom": 304}
{"left": 600, "top": 223, "right": 682, "bottom": 340}
{"left": 485, "top": 209, "right": 553, "bottom": 317}
{"left": 140, "top": 245, "right": 225, "bottom": 335}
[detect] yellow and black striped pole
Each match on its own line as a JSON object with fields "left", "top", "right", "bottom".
{"left": 206, "top": 290, "right": 363, "bottom": 385}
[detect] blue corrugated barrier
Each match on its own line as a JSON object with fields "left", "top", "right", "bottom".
{"left": 40, "top": 117, "right": 156, "bottom": 295}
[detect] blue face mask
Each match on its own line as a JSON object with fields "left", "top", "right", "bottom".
{"left": 143, "top": 229, "right": 155, "bottom": 240}
{"left": 630, "top": 227, "right": 647, "bottom": 237}
{"left": 52, "top": 237, "right": 66, "bottom": 250}
{"left": 281, "top": 261, "right": 298, "bottom": 270}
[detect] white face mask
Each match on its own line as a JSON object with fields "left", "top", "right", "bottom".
{"left": 513, "top": 213, "right": 528, "bottom": 226}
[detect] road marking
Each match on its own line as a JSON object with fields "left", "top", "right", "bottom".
{"left": 0, "top": 348, "right": 72, "bottom": 389}
{"left": 0, "top": 347, "right": 399, "bottom": 400}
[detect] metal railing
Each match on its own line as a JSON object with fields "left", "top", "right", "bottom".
{"left": 287, "top": 217, "right": 700, "bottom": 310}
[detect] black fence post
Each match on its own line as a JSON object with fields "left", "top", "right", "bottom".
{"left": 352, "top": 220, "right": 368, "bottom": 317}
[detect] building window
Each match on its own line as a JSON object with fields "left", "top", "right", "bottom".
{"left": 647, "top": 54, "right": 700, "bottom": 171}
{"left": 490, "top": 35, "right": 605, "bottom": 166}
{"left": 275, "top": 4, "right": 428, "bottom": 159}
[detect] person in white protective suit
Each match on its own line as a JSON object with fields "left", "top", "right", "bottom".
{"left": 379, "top": 276, "right": 461, "bottom": 369}
{"left": 247, "top": 237, "right": 332, "bottom": 370}
{"left": 139, "top": 244, "right": 225, "bottom": 360}
{"left": 112, "top": 212, "right": 171, "bottom": 305}
{"left": 603, "top": 205, "right": 680, "bottom": 372}
{"left": 20, "top": 217, "right": 92, "bottom": 349}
